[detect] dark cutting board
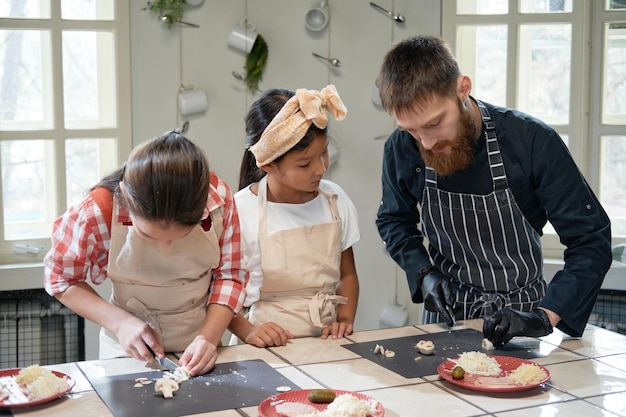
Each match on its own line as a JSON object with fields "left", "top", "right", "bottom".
{"left": 343, "top": 328, "right": 545, "bottom": 379}
{"left": 87, "top": 359, "right": 298, "bottom": 417}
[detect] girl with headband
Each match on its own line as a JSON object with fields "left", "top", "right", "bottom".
{"left": 228, "top": 86, "right": 361, "bottom": 347}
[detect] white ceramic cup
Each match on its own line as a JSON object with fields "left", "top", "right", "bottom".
{"left": 379, "top": 302, "right": 409, "bottom": 328}
{"left": 372, "top": 82, "right": 382, "bottom": 107}
{"left": 228, "top": 21, "right": 258, "bottom": 54}
{"left": 305, "top": 2, "right": 329, "bottom": 31}
{"left": 177, "top": 88, "right": 208, "bottom": 116}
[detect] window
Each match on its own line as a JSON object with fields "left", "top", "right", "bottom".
{"left": 443, "top": 0, "right": 626, "bottom": 258}
{"left": 0, "top": 0, "right": 131, "bottom": 264}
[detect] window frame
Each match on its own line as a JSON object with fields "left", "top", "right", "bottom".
{"left": 442, "top": 0, "right": 624, "bottom": 259}
{"left": 0, "top": 1, "right": 132, "bottom": 265}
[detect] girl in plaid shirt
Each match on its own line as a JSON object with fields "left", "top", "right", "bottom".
{"left": 44, "top": 130, "right": 247, "bottom": 376}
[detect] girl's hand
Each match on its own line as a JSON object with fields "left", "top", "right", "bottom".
{"left": 115, "top": 316, "right": 163, "bottom": 362}
{"left": 245, "top": 322, "right": 294, "bottom": 347}
{"left": 179, "top": 335, "right": 218, "bottom": 377}
{"left": 321, "top": 321, "right": 353, "bottom": 339}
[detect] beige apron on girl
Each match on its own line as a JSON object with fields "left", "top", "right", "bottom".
{"left": 99, "top": 197, "right": 222, "bottom": 359}
{"left": 245, "top": 175, "right": 347, "bottom": 339}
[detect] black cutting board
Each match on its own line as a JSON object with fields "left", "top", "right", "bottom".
{"left": 342, "top": 328, "right": 545, "bottom": 379}
{"left": 87, "top": 359, "right": 298, "bottom": 417}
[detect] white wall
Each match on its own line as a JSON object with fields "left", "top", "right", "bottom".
{"left": 0, "top": 1, "right": 442, "bottom": 361}
{"left": 128, "top": 0, "right": 441, "bottom": 334}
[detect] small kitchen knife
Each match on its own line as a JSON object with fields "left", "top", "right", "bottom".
{"left": 146, "top": 344, "right": 179, "bottom": 372}
{"left": 158, "top": 356, "right": 180, "bottom": 373}
{"left": 446, "top": 305, "right": 456, "bottom": 328}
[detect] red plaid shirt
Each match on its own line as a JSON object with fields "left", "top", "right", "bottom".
{"left": 44, "top": 173, "right": 248, "bottom": 314}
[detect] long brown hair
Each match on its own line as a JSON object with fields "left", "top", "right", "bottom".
{"left": 92, "top": 130, "right": 210, "bottom": 226}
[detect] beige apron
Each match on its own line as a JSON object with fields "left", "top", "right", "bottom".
{"left": 246, "top": 176, "right": 347, "bottom": 338}
{"left": 99, "top": 197, "right": 222, "bottom": 358}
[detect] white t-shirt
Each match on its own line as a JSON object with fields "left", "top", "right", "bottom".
{"left": 235, "top": 179, "right": 360, "bottom": 306}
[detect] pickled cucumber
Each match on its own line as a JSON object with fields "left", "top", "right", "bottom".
{"left": 452, "top": 366, "right": 465, "bottom": 380}
{"left": 308, "top": 389, "right": 336, "bottom": 403}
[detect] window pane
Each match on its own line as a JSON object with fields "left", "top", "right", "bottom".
{"left": 61, "top": 0, "right": 114, "bottom": 21}
{"left": 607, "top": 0, "right": 626, "bottom": 11}
{"left": 602, "top": 22, "right": 626, "bottom": 124}
{"left": 517, "top": 24, "right": 571, "bottom": 124}
{"left": 600, "top": 136, "right": 626, "bottom": 237}
{"left": 66, "top": 138, "right": 118, "bottom": 207}
{"left": 1, "top": 140, "right": 55, "bottom": 240}
{"left": 0, "top": 30, "right": 53, "bottom": 131}
{"left": 0, "top": 1, "right": 50, "bottom": 19}
{"left": 62, "top": 31, "right": 117, "bottom": 129}
{"left": 457, "top": 25, "right": 507, "bottom": 105}
{"left": 457, "top": 0, "right": 507, "bottom": 15}
{"left": 520, "top": 0, "right": 573, "bottom": 13}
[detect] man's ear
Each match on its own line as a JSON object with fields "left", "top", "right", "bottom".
{"left": 457, "top": 75, "right": 472, "bottom": 101}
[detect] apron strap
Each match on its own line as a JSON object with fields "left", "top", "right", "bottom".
{"left": 424, "top": 101, "right": 507, "bottom": 192}
{"left": 476, "top": 100, "right": 508, "bottom": 192}
{"left": 453, "top": 276, "right": 543, "bottom": 318}
{"left": 309, "top": 293, "right": 348, "bottom": 327}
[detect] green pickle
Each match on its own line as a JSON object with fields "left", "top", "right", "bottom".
{"left": 452, "top": 366, "right": 465, "bottom": 380}
{"left": 308, "top": 389, "right": 337, "bottom": 403}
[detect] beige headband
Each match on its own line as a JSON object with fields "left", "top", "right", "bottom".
{"left": 250, "top": 84, "right": 347, "bottom": 167}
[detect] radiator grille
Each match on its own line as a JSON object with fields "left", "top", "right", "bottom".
{"left": 588, "top": 289, "right": 626, "bottom": 335}
{"left": 0, "top": 289, "right": 84, "bottom": 368}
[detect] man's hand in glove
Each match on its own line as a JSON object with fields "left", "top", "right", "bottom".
{"left": 421, "top": 270, "right": 455, "bottom": 327}
{"left": 483, "top": 308, "right": 553, "bottom": 347}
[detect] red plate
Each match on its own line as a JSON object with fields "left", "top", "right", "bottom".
{"left": 258, "top": 389, "right": 384, "bottom": 417}
{"left": 0, "top": 368, "right": 75, "bottom": 408}
{"left": 437, "top": 355, "right": 550, "bottom": 393}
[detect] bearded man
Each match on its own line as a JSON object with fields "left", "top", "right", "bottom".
{"left": 375, "top": 35, "right": 611, "bottom": 347}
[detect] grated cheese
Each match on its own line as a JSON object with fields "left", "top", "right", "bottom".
{"left": 16, "top": 365, "right": 69, "bottom": 400}
{"left": 507, "top": 363, "right": 547, "bottom": 385}
{"left": 454, "top": 351, "right": 502, "bottom": 376}
{"left": 317, "top": 394, "right": 378, "bottom": 417}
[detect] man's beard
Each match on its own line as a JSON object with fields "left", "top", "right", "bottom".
{"left": 419, "top": 102, "right": 478, "bottom": 176}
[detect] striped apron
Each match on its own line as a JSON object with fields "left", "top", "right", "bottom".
{"left": 422, "top": 101, "right": 546, "bottom": 324}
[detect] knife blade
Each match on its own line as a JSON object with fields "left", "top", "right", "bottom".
{"left": 146, "top": 344, "right": 179, "bottom": 372}
{"left": 446, "top": 305, "right": 456, "bottom": 328}
{"left": 158, "top": 356, "right": 180, "bottom": 373}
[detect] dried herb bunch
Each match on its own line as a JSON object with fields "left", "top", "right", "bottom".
{"left": 244, "top": 34, "right": 269, "bottom": 93}
{"left": 143, "top": 0, "right": 186, "bottom": 28}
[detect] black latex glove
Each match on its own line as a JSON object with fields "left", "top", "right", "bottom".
{"left": 483, "top": 308, "right": 553, "bottom": 347}
{"left": 421, "top": 270, "right": 455, "bottom": 327}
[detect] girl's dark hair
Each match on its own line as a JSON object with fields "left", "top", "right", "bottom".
{"left": 238, "top": 88, "right": 327, "bottom": 190}
{"left": 92, "top": 130, "right": 210, "bottom": 226}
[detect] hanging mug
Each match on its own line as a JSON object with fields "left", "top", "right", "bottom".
{"left": 177, "top": 86, "right": 208, "bottom": 116}
{"left": 228, "top": 20, "right": 258, "bottom": 54}
{"left": 305, "top": 1, "right": 329, "bottom": 32}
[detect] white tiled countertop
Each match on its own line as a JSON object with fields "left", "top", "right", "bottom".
{"left": 4, "top": 319, "right": 626, "bottom": 417}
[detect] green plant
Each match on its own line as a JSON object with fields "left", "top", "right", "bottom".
{"left": 244, "top": 34, "right": 269, "bottom": 94}
{"left": 143, "top": 0, "right": 186, "bottom": 28}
